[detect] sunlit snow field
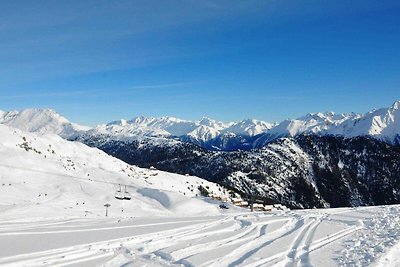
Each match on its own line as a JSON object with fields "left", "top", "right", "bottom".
{"left": 1, "top": 206, "right": 400, "bottom": 266}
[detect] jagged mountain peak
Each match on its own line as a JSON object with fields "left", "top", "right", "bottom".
{"left": 198, "top": 117, "right": 218, "bottom": 125}
{"left": 158, "top": 116, "right": 183, "bottom": 122}
{"left": 299, "top": 111, "right": 334, "bottom": 120}
{"left": 1, "top": 108, "right": 66, "bottom": 124}
{"left": 187, "top": 125, "right": 220, "bottom": 142}
{"left": 106, "top": 119, "right": 129, "bottom": 127}
{"left": 128, "top": 115, "right": 148, "bottom": 124}
{"left": 390, "top": 100, "right": 400, "bottom": 111}
{"left": 197, "top": 117, "right": 229, "bottom": 131}
{"left": 128, "top": 115, "right": 193, "bottom": 125}
{"left": 223, "top": 118, "right": 273, "bottom": 136}
{"left": 326, "top": 100, "right": 400, "bottom": 142}
{"left": 297, "top": 111, "right": 357, "bottom": 123}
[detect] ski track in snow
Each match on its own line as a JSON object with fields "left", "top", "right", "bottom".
{"left": 1, "top": 206, "right": 400, "bottom": 267}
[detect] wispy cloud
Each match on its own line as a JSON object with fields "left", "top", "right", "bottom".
{"left": 0, "top": 81, "right": 198, "bottom": 100}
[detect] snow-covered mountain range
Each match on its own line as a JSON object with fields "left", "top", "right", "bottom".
{"left": 91, "top": 116, "right": 273, "bottom": 144}
{"left": 2, "top": 100, "right": 400, "bottom": 150}
{"left": 264, "top": 101, "right": 400, "bottom": 143}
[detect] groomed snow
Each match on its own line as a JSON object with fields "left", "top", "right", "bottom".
{"left": 1, "top": 205, "right": 400, "bottom": 266}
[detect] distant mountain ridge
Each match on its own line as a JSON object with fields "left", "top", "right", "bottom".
{"left": 92, "top": 116, "right": 274, "bottom": 143}
{"left": 1, "top": 100, "right": 400, "bottom": 150}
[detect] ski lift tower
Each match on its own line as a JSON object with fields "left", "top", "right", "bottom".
{"left": 104, "top": 203, "right": 111, "bottom": 217}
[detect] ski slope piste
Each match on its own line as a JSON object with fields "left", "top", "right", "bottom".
{"left": 1, "top": 124, "right": 400, "bottom": 266}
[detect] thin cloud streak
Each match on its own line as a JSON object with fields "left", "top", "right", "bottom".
{"left": 0, "top": 81, "right": 199, "bottom": 100}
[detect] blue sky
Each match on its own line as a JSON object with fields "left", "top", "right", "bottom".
{"left": 0, "top": 0, "right": 400, "bottom": 125}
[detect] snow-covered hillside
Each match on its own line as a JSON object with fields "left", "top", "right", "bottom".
{"left": 0, "top": 108, "right": 89, "bottom": 139}
{"left": 0, "top": 124, "right": 230, "bottom": 220}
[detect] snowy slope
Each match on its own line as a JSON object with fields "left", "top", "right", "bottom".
{"left": 186, "top": 125, "right": 221, "bottom": 143}
{"left": 0, "top": 124, "right": 230, "bottom": 221}
{"left": 0, "top": 109, "right": 90, "bottom": 138}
